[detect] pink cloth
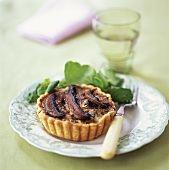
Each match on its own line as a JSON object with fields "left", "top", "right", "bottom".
{"left": 17, "top": 0, "right": 94, "bottom": 44}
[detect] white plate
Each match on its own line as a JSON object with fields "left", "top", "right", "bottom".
{"left": 9, "top": 75, "right": 169, "bottom": 157}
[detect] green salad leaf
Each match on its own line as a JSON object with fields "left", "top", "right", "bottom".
{"left": 101, "top": 67, "right": 124, "bottom": 87}
{"left": 37, "top": 78, "right": 50, "bottom": 96}
{"left": 46, "top": 80, "right": 59, "bottom": 92}
{"left": 92, "top": 71, "right": 109, "bottom": 89}
{"left": 24, "top": 83, "right": 40, "bottom": 103}
{"left": 24, "top": 79, "right": 59, "bottom": 103}
{"left": 64, "top": 61, "right": 96, "bottom": 85}
{"left": 106, "top": 87, "right": 133, "bottom": 104}
{"left": 24, "top": 61, "right": 133, "bottom": 104}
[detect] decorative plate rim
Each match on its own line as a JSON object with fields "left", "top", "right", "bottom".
{"left": 9, "top": 75, "right": 169, "bottom": 157}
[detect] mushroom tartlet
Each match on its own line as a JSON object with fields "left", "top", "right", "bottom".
{"left": 36, "top": 84, "right": 116, "bottom": 141}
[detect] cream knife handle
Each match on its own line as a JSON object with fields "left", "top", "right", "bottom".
{"left": 100, "top": 115, "right": 123, "bottom": 160}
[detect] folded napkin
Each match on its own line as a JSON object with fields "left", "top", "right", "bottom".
{"left": 17, "top": 0, "right": 94, "bottom": 44}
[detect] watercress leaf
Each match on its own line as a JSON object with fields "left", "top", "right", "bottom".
{"left": 114, "top": 78, "right": 124, "bottom": 87}
{"left": 92, "top": 71, "right": 108, "bottom": 89}
{"left": 106, "top": 87, "right": 133, "bottom": 104}
{"left": 92, "top": 77, "right": 104, "bottom": 89}
{"left": 24, "top": 83, "right": 40, "bottom": 103}
{"left": 37, "top": 78, "right": 50, "bottom": 96}
{"left": 64, "top": 61, "right": 96, "bottom": 85}
{"left": 46, "top": 80, "right": 59, "bottom": 92}
{"left": 101, "top": 67, "right": 124, "bottom": 87}
{"left": 57, "top": 79, "right": 67, "bottom": 88}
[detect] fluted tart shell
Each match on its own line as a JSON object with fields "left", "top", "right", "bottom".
{"left": 36, "top": 84, "right": 116, "bottom": 141}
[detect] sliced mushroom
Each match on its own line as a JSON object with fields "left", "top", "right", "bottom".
{"left": 65, "top": 85, "right": 90, "bottom": 120}
{"left": 85, "top": 90, "right": 107, "bottom": 107}
{"left": 44, "top": 93, "right": 65, "bottom": 118}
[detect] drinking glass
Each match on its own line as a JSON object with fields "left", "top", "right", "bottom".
{"left": 92, "top": 8, "right": 141, "bottom": 74}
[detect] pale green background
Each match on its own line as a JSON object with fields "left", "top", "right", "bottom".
{"left": 0, "top": 0, "right": 169, "bottom": 170}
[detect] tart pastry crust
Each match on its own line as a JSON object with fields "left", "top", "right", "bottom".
{"left": 36, "top": 84, "right": 116, "bottom": 141}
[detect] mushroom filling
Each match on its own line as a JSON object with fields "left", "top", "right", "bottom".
{"left": 65, "top": 85, "right": 90, "bottom": 120}
{"left": 42, "top": 85, "right": 114, "bottom": 123}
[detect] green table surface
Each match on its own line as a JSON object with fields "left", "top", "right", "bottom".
{"left": 1, "top": 0, "right": 169, "bottom": 170}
